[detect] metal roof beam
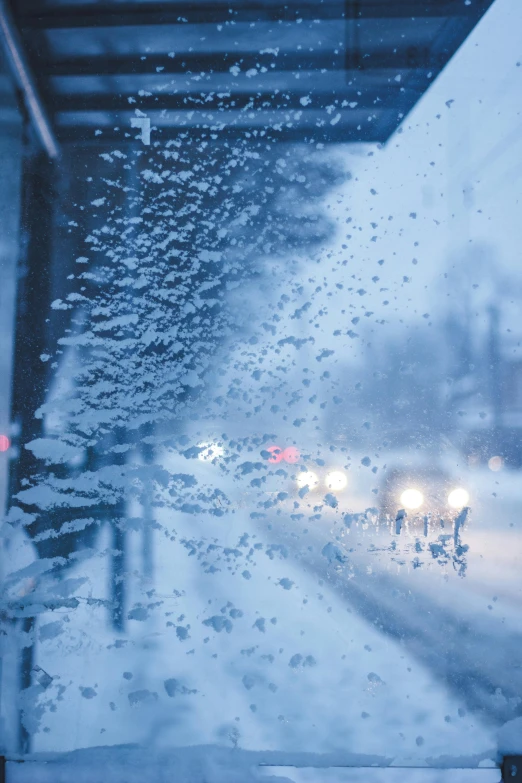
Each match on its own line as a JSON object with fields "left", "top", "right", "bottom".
{"left": 43, "top": 48, "right": 452, "bottom": 76}
{"left": 16, "top": 0, "right": 489, "bottom": 28}
{"left": 56, "top": 122, "right": 387, "bottom": 144}
{"left": 51, "top": 88, "right": 413, "bottom": 112}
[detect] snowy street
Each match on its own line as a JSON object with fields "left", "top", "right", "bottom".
{"left": 257, "top": 458, "right": 522, "bottom": 725}
{"left": 1, "top": 0, "right": 522, "bottom": 775}
{"left": 4, "top": 449, "right": 513, "bottom": 766}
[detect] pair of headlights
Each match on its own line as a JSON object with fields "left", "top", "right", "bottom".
{"left": 400, "top": 487, "right": 469, "bottom": 510}
{"left": 294, "top": 473, "right": 470, "bottom": 510}
{"left": 295, "top": 470, "right": 347, "bottom": 492}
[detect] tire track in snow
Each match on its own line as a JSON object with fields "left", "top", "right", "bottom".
{"left": 321, "top": 563, "right": 522, "bottom": 725}
{"left": 257, "top": 516, "right": 522, "bottom": 725}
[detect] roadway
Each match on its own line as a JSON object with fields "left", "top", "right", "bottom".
{"left": 255, "top": 460, "right": 522, "bottom": 726}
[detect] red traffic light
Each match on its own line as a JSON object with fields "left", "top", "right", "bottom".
{"left": 0, "top": 434, "right": 10, "bottom": 452}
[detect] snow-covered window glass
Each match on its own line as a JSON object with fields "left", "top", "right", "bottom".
{"left": 1, "top": 0, "right": 521, "bottom": 777}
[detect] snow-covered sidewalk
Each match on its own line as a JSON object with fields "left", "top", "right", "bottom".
{"left": 16, "top": 488, "right": 496, "bottom": 765}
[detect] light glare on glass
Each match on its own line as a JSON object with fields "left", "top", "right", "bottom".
{"left": 447, "top": 488, "right": 469, "bottom": 508}
{"left": 197, "top": 442, "right": 224, "bottom": 461}
{"left": 296, "top": 471, "right": 319, "bottom": 490}
{"left": 325, "top": 470, "right": 348, "bottom": 491}
{"left": 400, "top": 488, "right": 424, "bottom": 509}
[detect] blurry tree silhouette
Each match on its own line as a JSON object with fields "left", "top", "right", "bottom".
{"left": 7, "top": 132, "right": 346, "bottom": 614}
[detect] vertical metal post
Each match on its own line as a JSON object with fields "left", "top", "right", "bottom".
{"left": 344, "top": 0, "right": 361, "bottom": 73}
{"left": 8, "top": 138, "right": 55, "bottom": 755}
{"left": 109, "top": 434, "right": 128, "bottom": 632}
{"left": 141, "top": 424, "right": 155, "bottom": 581}
{"left": 9, "top": 145, "right": 55, "bottom": 507}
{"left": 18, "top": 617, "right": 34, "bottom": 754}
{"left": 502, "top": 757, "right": 522, "bottom": 782}
{"left": 488, "top": 303, "right": 502, "bottom": 431}
{"left": 111, "top": 518, "right": 127, "bottom": 632}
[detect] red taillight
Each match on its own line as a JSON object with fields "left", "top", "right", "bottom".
{"left": 283, "top": 446, "right": 300, "bottom": 464}
{"left": 266, "top": 445, "right": 301, "bottom": 464}
{"left": 0, "top": 434, "right": 10, "bottom": 452}
{"left": 267, "top": 445, "right": 283, "bottom": 463}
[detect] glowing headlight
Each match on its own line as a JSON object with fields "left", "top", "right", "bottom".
{"left": 325, "top": 471, "right": 348, "bottom": 492}
{"left": 197, "top": 442, "right": 224, "bottom": 461}
{"left": 400, "top": 488, "right": 424, "bottom": 509}
{"left": 296, "top": 471, "right": 319, "bottom": 490}
{"left": 447, "top": 488, "right": 469, "bottom": 509}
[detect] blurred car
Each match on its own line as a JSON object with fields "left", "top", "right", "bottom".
{"left": 293, "top": 466, "right": 349, "bottom": 496}
{"left": 379, "top": 465, "right": 470, "bottom": 522}
{"left": 263, "top": 442, "right": 351, "bottom": 499}
{"left": 463, "top": 427, "right": 522, "bottom": 469}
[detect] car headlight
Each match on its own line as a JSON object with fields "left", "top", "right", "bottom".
{"left": 325, "top": 471, "right": 348, "bottom": 492}
{"left": 400, "top": 488, "right": 424, "bottom": 509}
{"left": 296, "top": 471, "right": 319, "bottom": 490}
{"left": 447, "top": 488, "right": 469, "bottom": 508}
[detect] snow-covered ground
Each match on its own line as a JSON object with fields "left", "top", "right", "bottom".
{"left": 3, "top": 425, "right": 522, "bottom": 781}
{"left": 1, "top": 445, "right": 503, "bottom": 765}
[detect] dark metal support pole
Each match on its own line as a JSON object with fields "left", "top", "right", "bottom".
{"left": 140, "top": 425, "right": 155, "bottom": 581}
{"left": 109, "top": 433, "right": 128, "bottom": 632}
{"left": 502, "top": 757, "right": 522, "bottom": 782}
{"left": 8, "top": 146, "right": 55, "bottom": 512}
{"left": 0, "top": 1, "right": 57, "bottom": 754}
{"left": 111, "top": 517, "right": 127, "bottom": 632}
{"left": 8, "top": 141, "right": 55, "bottom": 755}
{"left": 18, "top": 617, "right": 34, "bottom": 754}
{"left": 488, "top": 303, "right": 502, "bottom": 431}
